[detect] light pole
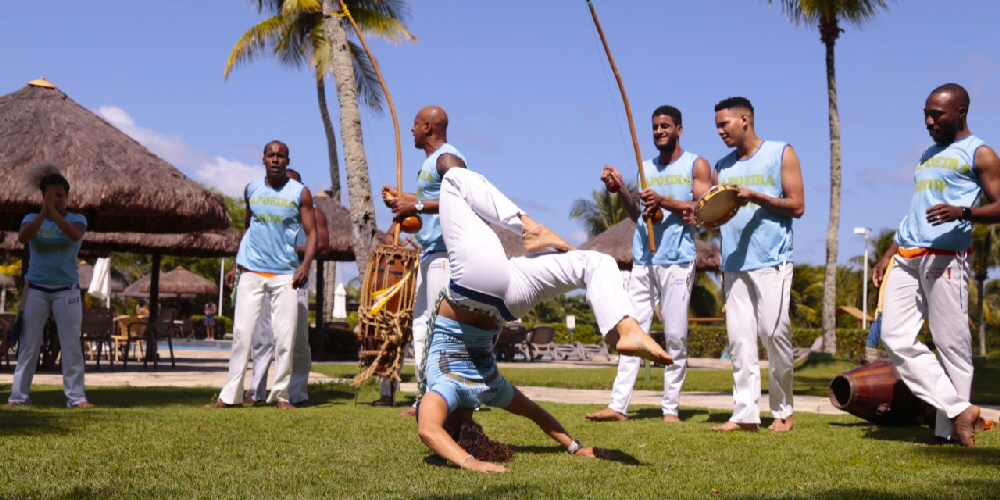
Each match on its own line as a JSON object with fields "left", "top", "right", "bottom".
{"left": 854, "top": 227, "right": 871, "bottom": 329}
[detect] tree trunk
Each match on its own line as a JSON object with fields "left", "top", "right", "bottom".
{"left": 323, "top": 0, "right": 380, "bottom": 274}
{"left": 316, "top": 77, "right": 341, "bottom": 201}
{"left": 820, "top": 37, "right": 842, "bottom": 355}
{"left": 977, "top": 229, "right": 990, "bottom": 356}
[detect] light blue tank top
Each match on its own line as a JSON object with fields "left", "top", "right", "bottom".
{"left": 23, "top": 212, "right": 86, "bottom": 286}
{"left": 632, "top": 151, "right": 698, "bottom": 265}
{"left": 415, "top": 143, "right": 466, "bottom": 257}
{"left": 895, "top": 135, "right": 986, "bottom": 251}
{"left": 715, "top": 141, "right": 794, "bottom": 272}
{"left": 236, "top": 177, "right": 304, "bottom": 274}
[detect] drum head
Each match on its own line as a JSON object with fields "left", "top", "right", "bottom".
{"left": 695, "top": 185, "right": 740, "bottom": 229}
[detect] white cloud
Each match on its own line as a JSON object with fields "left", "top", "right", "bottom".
{"left": 96, "top": 106, "right": 259, "bottom": 196}
{"left": 567, "top": 229, "right": 589, "bottom": 246}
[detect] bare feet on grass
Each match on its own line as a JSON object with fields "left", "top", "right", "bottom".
{"left": 662, "top": 414, "right": 681, "bottom": 423}
{"left": 397, "top": 406, "right": 417, "bottom": 417}
{"left": 953, "top": 405, "right": 981, "bottom": 447}
{"left": 711, "top": 422, "right": 759, "bottom": 432}
{"left": 573, "top": 447, "right": 615, "bottom": 460}
{"left": 768, "top": 416, "right": 793, "bottom": 432}
{"left": 521, "top": 217, "right": 574, "bottom": 253}
{"left": 585, "top": 407, "right": 628, "bottom": 422}
{"left": 463, "top": 458, "right": 507, "bottom": 473}
{"left": 613, "top": 318, "right": 673, "bottom": 365}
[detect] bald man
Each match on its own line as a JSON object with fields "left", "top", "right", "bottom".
{"left": 872, "top": 83, "right": 1000, "bottom": 447}
{"left": 378, "top": 106, "right": 468, "bottom": 414}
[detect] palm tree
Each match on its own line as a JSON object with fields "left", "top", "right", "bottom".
{"left": 569, "top": 180, "right": 637, "bottom": 238}
{"left": 772, "top": 0, "right": 891, "bottom": 354}
{"left": 971, "top": 220, "right": 1000, "bottom": 356}
{"left": 226, "top": 0, "right": 414, "bottom": 203}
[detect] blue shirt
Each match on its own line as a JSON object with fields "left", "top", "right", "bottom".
{"left": 632, "top": 151, "right": 698, "bottom": 265}
{"left": 23, "top": 212, "right": 87, "bottom": 286}
{"left": 895, "top": 135, "right": 986, "bottom": 251}
{"left": 236, "top": 177, "right": 305, "bottom": 274}
{"left": 415, "top": 143, "right": 466, "bottom": 257}
{"left": 715, "top": 141, "right": 794, "bottom": 272}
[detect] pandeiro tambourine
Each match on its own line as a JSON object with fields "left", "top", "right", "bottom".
{"left": 694, "top": 184, "right": 741, "bottom": 230}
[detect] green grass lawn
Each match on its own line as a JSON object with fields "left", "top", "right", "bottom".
{"left": 1, "top": 383, "right": 998, "bottom": 499}
{"left": 312, "top": 356, "right": 1000, "bottom": 404}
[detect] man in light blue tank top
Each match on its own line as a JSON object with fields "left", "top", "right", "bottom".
{"left": 585, "top": 105, "right": 712, "bottom": 424}
{"left": 871, "top": 84, "right": 1000, "bottom": 447}
{"left": 378, "top": 106, "right": 467, "bottom": 413}
{"left": 244, "top": 168, "right": 330, "bottom": 406}
{"left": 209, "top": 141, "right": 318, "bottom": 409}
{"left": 711, "top": 97, "right": 805, "bottom": 433}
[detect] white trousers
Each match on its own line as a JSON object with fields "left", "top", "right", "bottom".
{"left": 723, "top": 263, "right": 794, "bottom": 424}
{"left": 8, "top": 285, "right": 87, "bottom": 406}
{"left": 381, "top": 252, "right": 449, "bottom": 397}
{"left": 247, "top": 288, "right": 311, "bottom": 403}
{"left": 609, "top": 263, "right": 694, "bottom": 416}
{"left": 880, "top": 252, "right": 972, "bottom": 438}
{"left": 440, "top": 168, "right": 631, "bottom": 334}
{"left": 220, "top": 272, "right": 297, "bottom": 404}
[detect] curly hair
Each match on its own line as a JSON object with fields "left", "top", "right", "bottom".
{"left": 444, "top": 413, "right": 514, "bottom": 463}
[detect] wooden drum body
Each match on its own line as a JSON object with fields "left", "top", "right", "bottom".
{"left": 355, "top": 244, "right": 419, "bottom": 383}
{"left": 828, "top": 360, "right": 935, "bottom": 426}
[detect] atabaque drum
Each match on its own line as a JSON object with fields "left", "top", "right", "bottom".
{"left": 828, "top": 360, "right": 935, "bottom": 426}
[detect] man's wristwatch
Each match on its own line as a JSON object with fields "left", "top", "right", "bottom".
{"left": 414, "top": 200, "right": 424, "bottom": 214}
{"left": 962, "top": 207, "right": 972, "bottom": 220}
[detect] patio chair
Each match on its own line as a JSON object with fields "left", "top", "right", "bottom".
{"left": 0, "top": 313, "right": 15, "bottom": 368}
{"left": 577, "top": 341, "right": 613, "bottom": 362}
{"left": 79, "top": 307, "right": 115, "bottom": 370}
{"left": 125, "top": 308, "right": 178, "bottom": 369}
{"left": 553, "top": 341, "right": 582, "bottom": 361}
{"left": 528, "top": 324, "right": 557, "bottom": 361}
{"left": 493, "top": 324, "right": 515, "bottom": 361}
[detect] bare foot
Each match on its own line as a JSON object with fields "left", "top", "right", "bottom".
{"left": 71, "top": 402, "right": 95, "bottom": 409}
{"left": 397, "top": 406, "right": 417, "bottom": 417}
{"left": 6, "top": 402, "right": 26, "bottom": 407}
{"left": 614, "top": 317, "right": 673, "bottom": 365}
{"left": 573, "top": 447, "right": 615, "bottom": 459}
{"left": 662, "top": 414, "right": 681, "bottom": 423}
{"left": 276, "top": 401, "right": 296, "bottom": 410}
{"left": 768, "top": 416, "right": 794, "bottom": 432}
{"left": 522, "top": 217, "right": 574, "bottom": 253}
{"left": 953, "top": 405, "right": 980, "bottom": 447}
{"left": 711, "top": 422, "right": 759, "bottom": 432}
{"left": 585, "top": 407, "right": 628, "bottom": 422}
{"left": 975, "top": 417, "right": 997, "bottom": 432}
{"left": 463, "top": 458, "right": 507, "bottom": 473}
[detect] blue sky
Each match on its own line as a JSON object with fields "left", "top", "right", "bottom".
{"left": 3, "top": 0, "right": 999, "bottom": 282}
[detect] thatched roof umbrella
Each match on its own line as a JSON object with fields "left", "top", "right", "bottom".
{"left": 0, "top": 79, "right": 230, "bottom": 234}
{"left": 77, "top": 262, "right": 125, "bottom": 293}
{"left": 577, "top": 218, "right": 721, "bottom": 271}
{"left": 123, "top": 266, "right": 218, "bottom": 298}
{"left": 1, "top": 229, "right": 240, "bottom": 258}
{"left": 492, "top": 224, "right": 526, "bottom": 258}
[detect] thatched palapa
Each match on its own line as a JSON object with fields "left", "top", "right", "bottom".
{"left": 312, "top": 196, "right": 387, "bottom": 261}
{"left": 77, "top": 262, "right": 125, "bottom": 293}
{"left": 1, "top": 229, "right": 240, "bottom": 258}
{"left": 0, "top": 80, "right": 230, "bottom": 233}
{"left": 578, "top": 218, "right": 721, "bottom": 271}
{"left": 123, "top": 266, "right": 218, "bottom": 298}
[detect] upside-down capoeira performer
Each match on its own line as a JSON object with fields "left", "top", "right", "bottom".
{"left": 415, "top": 167, "right": 672, "bottom": 472}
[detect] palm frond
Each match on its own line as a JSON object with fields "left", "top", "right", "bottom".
{"left": 347, "top": 41, "right": 385, "bottom": 113}
{"left": 771, "top": 0, "right": 892, "bottom": 27}
{"left": 225, "top": 15, "right": 292, "bottom": 80}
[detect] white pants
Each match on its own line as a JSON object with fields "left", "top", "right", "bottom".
{"left": 220, "top": 272, "right": 297, "bottom": 404}
{"left": 247, "top": 288, "right": 312, "bottom": 403}
{"left": 440, "top": 168, "right": 631, "bottom": 334}
{"left": 8, "top": 284, "right": 87, "bottom": 406}
{"left": 381, "top": 253, "right": 449, "bottom": 397}
{"left": 609, "top": 263, "right": 694, "bottom": 416}
{"left": 880, "top": 252, "right": 972, "bottom": 438}
{"left": 723, "top": 263, "right": 794, "bottom": 424}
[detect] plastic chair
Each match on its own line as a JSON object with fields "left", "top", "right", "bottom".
{"left": 125, "top": 308, "right": 178, "bottom": 369}
{"left": 528, "top": 324, "right": 557, "bottom": 361}
{"left": 0, "top": 313, "right": 16, "bottom": 368}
